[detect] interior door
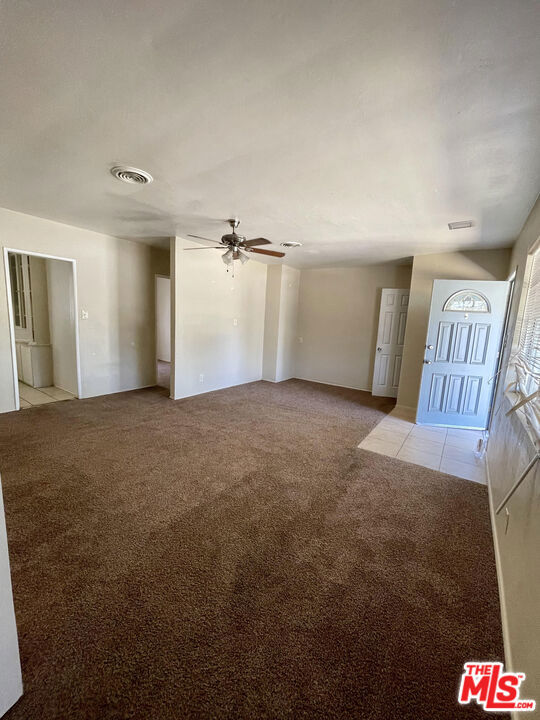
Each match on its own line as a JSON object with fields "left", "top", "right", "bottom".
{"left": 417, "top": 280, "right": 510, "bottom": 429}
{"left": 0, "top": 476, "right": 22, "bottom": 717}
{"left": 372, "top": 288, "right": 409, "bottom": 397}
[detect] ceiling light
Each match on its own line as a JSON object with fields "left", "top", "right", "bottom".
{"left": 448, "top": 220, "right": 473, "bottom": 230}
{"left": 222, "top": 248, "right": 234, "bottom": 266}
{"left": 238, "top": 250, "right": 250, "bottom": 265}
{"left": 110, "top": 165, "right": 153, "bottom": 185}
{"left": 280, "top": 241, "right": 303, "bottom": 247}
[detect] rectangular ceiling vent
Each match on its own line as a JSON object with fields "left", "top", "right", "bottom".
{"left": 448, "top": 220, "right": 474, "bottom": 230}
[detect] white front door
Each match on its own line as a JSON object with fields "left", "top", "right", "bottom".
{"left": 0, "top": 476, "right": 22, "bottom": 717}
{"left": 417, "top": 280, "right": 510, "bottom": 429}
{"left": 372, "top": 288, "right": 409, "bottom": 397}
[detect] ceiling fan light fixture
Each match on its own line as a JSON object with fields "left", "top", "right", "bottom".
{"left": 238, "top": 250, "right": 250, "bottom": 265}
{"left": 222, "top": 248, "right": 234, "bottom": 266}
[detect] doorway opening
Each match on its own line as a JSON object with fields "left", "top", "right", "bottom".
{"left": 155, "top": 274, "right": 171, "bottom": 392}
{"left": 4, "top": 248, "right": 81, "bottom": 411}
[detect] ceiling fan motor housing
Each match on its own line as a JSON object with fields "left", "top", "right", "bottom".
{"left": 221, "top": 233, "right": 245, "bottom": 245}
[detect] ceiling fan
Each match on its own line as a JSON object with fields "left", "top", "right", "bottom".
{"left": 186, "top": 218, "right": 285, "bottom": 271}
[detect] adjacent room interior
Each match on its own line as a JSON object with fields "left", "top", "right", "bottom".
{"left": 155, "top": 273, "right": 171, "bottom": 392}
{"left": 0, "top": 1, "right": 538, "bottom": 718}
{"left": 6, "top": 251, "right": 79, "bottom": 409}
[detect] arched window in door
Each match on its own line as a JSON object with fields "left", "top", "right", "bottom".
{"left": 443, "top": 290, "right": 490, "bottom": 313}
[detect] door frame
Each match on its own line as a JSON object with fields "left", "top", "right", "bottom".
{"left": 154, "top": 273, "right": 171, "bottom": 387}
{"left": 3, "top": 247, "right": 83, "bottom": 410}
{"left": 486, "top": 268, "right": 517, "bottom": 434}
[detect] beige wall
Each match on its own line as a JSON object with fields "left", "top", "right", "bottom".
{"left": 46, "top": 259, "right": 78, "bottom": 395}
{"left": 156, "top": 276, "right": 171, "bottom": 363}
{"left": 397, "top": 248, "right": 512, "bottom": 410}
{"left": 262, "top": 266, "right": 282, "bottom": 382}
{"left": 276, "top": 266, "right": 300, "bottom": 381}
{"left": 28, "top": 256, "right": 50, "bottom": 344}
{"left": 262, "top": 265, "right": 300, "bottom": 382}
{"left": 295, "top": 264, "right": 412, "bottom": 391}
{"left": 487, "top": 196, "right": 540, "bottom": 707}
{"left": 171, "top": 238, "right": 267, "bottom": 399}
{"left": 0, "top": 208, "right": 165, "bottom": 413}
{"left": 150, "top": 247, "right": 170, "bottom": 278}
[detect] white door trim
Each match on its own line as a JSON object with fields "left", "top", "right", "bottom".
{"left": 3, "top": 247, "right": 83, "bottom": 410}
{"left": 154, "top": 273, "right": 171, "bottom": 384}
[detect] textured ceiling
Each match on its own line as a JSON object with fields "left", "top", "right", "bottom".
{"left": 0, "top": 0, "right": 539, "bottom": 267}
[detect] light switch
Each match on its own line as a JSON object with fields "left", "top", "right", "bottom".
{"left": 233, "top": 318, "right": 238, "bottom": 326}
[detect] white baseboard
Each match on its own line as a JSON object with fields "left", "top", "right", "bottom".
{"left": 485, "top": 454, "right": 515, "bottom": 700}
{"left": 293, "top": 376, "right": 371, "bottom": 392}
{"left": 54, "top": 383, "right": 79, "bottom": 397}
{"left": 171, "top": 375, "right": 263, "bottom": 401}
{"left": 391, "top": 404, "right": 417, "bottom": 423}
{"left": 267, "top": 376, "right": 415, "bottom": 401}
{"left": 393, "top": 403, "right": 416, "bottom": 414}
{"left": 79, "top": 383, "right": 157, "bottom": 400}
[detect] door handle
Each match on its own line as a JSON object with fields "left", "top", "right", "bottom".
{"left": 377, "top": 347, "right": 382, "bottom": 352}
{"left": 423, "top": 360, "right": 432, "bottom": 364}
{"left": 426, "top": 345, "right": 434, "bottom": 350}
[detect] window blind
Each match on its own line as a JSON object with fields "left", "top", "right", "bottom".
{"left": 508, "top": 248, "right": 540, "bottom": 438}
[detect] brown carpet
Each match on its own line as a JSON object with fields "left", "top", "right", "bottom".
{"left": 0, "top": 380, "right": 504, "bottom": 719}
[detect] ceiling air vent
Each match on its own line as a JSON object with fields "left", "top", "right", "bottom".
{"left": 280, "top": 241, "right": 303, "bottom": 248}
{"left": 110, "top": 166, "right": 153, "bottom": 185}
{"left": 448, "top": 220, "right": 473, "bottom": 230}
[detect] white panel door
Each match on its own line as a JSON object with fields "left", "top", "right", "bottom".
{"left": 372, "top": 289, "right": 409, "bottom": 397}
{"left": 417, "top": 280, "right": 510, "bottom": 429}
{"left": 0, "top": 476, "right": 22, "bottom": 717}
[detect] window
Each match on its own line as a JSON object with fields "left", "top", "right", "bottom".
{"left": 8, "top": 253, "right": 33, "bottom": 342}
{"left": 506, "top": 245, "right": 540, "bottom": 439}
{"left": 443, "top": 290, "right": 490, "bottom": 313}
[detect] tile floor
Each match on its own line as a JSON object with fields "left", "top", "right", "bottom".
{"left": 18, "top": 382, "right": 75, "bottom": 409}
{"left": 358, "top": 406, "right": 486, "bottom": 484}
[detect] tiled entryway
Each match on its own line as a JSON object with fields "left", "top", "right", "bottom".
{"left": 18, "top": 382, "right": 75, "bottom": 409}
{"left": 358, "top": 407, "right": 486, "bottom": 484}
